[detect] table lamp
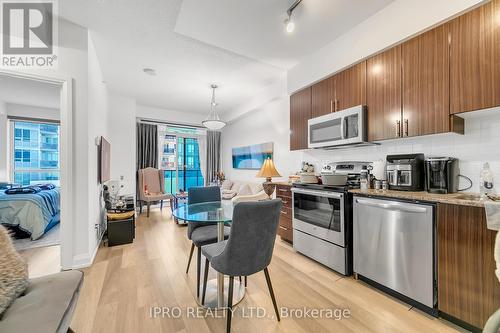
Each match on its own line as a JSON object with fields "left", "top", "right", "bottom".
{"left": 256, "top": 157, "right": 281, "bottom": 199}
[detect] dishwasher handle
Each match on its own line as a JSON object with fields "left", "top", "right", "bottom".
{"left": 355, "top": 198, "right": 428, "bottom": 214}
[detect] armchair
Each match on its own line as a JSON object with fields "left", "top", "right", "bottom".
{"left": 137, "top": 167, "right": 173, "bottom": 217}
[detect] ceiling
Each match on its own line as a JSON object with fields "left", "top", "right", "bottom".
{"left": 59, "top": 0, "right": 394, "bottom": 116}
{"left": 0, "top": 75, "right": 60, "bottom": 109}
{"left": 175, "top": 0, "right": 395, "bottom": 69}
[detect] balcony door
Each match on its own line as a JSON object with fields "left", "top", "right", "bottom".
{"left": 160, "top": 131, "right": 204, "bottom": 195}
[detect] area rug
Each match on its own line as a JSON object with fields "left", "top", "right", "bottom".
{"left": 13, "top": 224, "right": 60, "bottom": 251}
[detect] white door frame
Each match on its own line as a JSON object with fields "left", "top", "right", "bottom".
{"left": 0, "top": 69, "right": 73, "bottom": 270}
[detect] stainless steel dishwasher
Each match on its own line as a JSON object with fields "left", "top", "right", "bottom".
{"left": 353, "top": 196, "right": 436, "bottom": 311}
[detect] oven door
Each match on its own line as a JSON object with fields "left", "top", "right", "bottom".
{"left": 291, "top": 188, "right": 345, "bottom": 247}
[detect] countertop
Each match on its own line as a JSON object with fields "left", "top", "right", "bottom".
{"left": 349, "top": 189, "right": 498, "bottom": 208}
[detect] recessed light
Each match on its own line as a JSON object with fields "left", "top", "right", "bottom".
{"left": 142, "top": 68, "right": 156, "bottom": 76}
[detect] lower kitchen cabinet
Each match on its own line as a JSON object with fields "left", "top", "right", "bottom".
{"left": 275, "top": 184, "right": 293, "bottom": 243}
{"left": 437, "top": 203, "right": 500, "bottom": 329}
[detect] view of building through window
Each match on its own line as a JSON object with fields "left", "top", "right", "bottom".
{"left": 160, "top": 131, "right": 204, "bottom": 195}
{"left": 12, "top": 121, "right": 60, "bottom": 186}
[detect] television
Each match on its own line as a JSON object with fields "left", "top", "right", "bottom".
{"left": 99, "top": 136, "right": 111, "bottom": 183}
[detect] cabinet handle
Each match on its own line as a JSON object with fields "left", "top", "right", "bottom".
{"left": 281, "top": 210, "right": 288, "bottom": 215}
{"left": 282, "top": 200, "right": 288, "bottom": 204}
{"left": 404, "top": 119, "right": 409, "bottom": 137}
{"left": 330, "top": 100, "right": 333, "bottom": 113}
{"left": 396, "top": 120, "right": 401, "bottom": 137}
{"left": 279, "top": 226, "right": 287, "bottom": 231}
{"left": 278, "top": 189, "right": 288, "bottom": 192}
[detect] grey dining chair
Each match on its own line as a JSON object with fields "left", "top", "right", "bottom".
{"left": 185, "top": 186, "right": 230, "bottom": 298}
{"left": 201, "top": 199, "right": 282, "bottom": 333}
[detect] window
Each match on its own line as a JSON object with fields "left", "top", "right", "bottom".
{"left": 11, "top": 121, "right": 60, "bottom": 186}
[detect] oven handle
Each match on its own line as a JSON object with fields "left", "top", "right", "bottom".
{"left": 291, "top": 187, "right": 343, "bottom": 199}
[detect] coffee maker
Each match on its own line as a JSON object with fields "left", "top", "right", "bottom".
{"left": 425, "top": 157, "right": 459, "bottom": 194}
{"left": 386, "top": 154, "right": 425, "bottom": 191}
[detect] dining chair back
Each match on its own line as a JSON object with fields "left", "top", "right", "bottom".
{"left": 200, "top": 199, "right": 282, "bottom": 332}
{"left": 210, "top": 199, "right": 281, "bottom": 277}
{"left": 187, "top": 186, "right": 221, "bottom": 239}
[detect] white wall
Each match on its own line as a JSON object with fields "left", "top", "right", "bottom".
{"left": 0, "top": 102, "right": 7, "bottom": 181}
{"left": 221, "top": 96, "right": 302, "bottom": 183}
{"left": 288, "top": 0, "right": 485, "bottom": 93}
{"left": 87, "top": 32, "right": 109, "bottom": 257}
{"left": 136, "top": 104, "right": 205, "bottom": 126}
{"left": 5, "top": 103, "right": 59, "bottom": 121}
{"left": 108, "top": 94, "right": 136, "bottom": 195}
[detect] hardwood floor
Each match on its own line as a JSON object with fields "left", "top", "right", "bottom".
{"left": 62, "top": 208, "right": 466, "bottom": 333}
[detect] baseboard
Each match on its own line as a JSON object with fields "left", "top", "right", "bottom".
{"left": 70, "top": 236, "right": 102, "bottom": 269}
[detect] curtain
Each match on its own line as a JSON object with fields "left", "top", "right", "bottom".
{"left": 206, "top": 131, "right": 221, "bottom": 184}
{"left": 136, "top": 123, "right": 158, "bottom": 170}
{"left": 196, "top": 135, "right": 207, "bottom": 185}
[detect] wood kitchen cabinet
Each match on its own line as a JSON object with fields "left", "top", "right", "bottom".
{"left": 437, "top": 203, "right": 500, "bottom": 329}
{"left": 311, "top": 77, "right": 334, "bottom": 118}
{"left": 366, "top": 46, "right": 402, "bottom": 141}
{"left": 335, "top": 61, "right": 366, "bottom": 112}
{"left": 275, "top": 184, "right": 293, "bottom": 243}
{"left": 311, "top": 62, "right": 366, "bottom": 118}
{"left": 449, "top": 0, "right": 500, "bottom": 114}
{"left": 290, "top": 87, "right": 311, "bottom": 151}
{"left": 402, "top": 25, "right": 452, "bottom": 137}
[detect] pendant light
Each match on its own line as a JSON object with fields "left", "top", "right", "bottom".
{"left": 202, "top": 84, "right": 226, "bottom": 130}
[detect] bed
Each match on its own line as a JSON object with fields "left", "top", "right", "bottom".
{"left": 0, "top": 188, "right": 60, "bottom": 240}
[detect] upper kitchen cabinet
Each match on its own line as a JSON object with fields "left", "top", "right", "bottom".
{"left": 290, "top": 87, "right": 312, "bottom": 151}
{"left": 449, "top": 0, "right": 500, "bottom": 114}
{"left": 402, "top": 25, "right": 452, "bottom": 137}
{"left": 367, "top": 46, "right": 402, "bottom": 141}
{"left": 311, "top": 77, "right": 334, "bottom": 118}
{"left": 334, "top": 61, "right": 366, "bottom": 112}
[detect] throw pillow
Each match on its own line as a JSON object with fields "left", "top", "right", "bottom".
{"left": 0, "top": 226, "right": 29, "bottom": 316}
{"left": 221, "top": 180, "right": 233, "bottom": 190}
{"left": 237, "top": 184, "right": 253, "bottom": 196}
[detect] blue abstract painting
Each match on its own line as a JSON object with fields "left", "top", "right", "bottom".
{"left": 232, "top": 142, "right": 273, "bottom": 170}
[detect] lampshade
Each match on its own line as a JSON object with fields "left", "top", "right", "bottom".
{"left": 256, "top": 158, "right": 281, "bottom": 179}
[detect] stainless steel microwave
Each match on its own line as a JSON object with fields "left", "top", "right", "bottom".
{"left": 308, "top": 105, "right": 368, "bottom": 149}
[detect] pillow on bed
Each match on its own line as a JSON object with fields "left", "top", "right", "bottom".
{"left": 0, "top": 226, "right": 29, "bottom": 316}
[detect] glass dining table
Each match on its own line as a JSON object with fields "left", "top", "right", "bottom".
{"left": 172, "top": 200, "right": 245, "bottom": 309}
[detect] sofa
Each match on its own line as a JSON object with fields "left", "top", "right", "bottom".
{"left": 221, "top": 180, "right": 268, "bottom": 204}
{"left": 0, "top": 270, "right": 83, "bottom": 333}
{"left": 0, "top": 223, "right": 83, "bottom": 333}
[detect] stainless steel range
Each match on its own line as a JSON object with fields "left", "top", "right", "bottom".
{"left": 291, "top": 161, "right": 371, "bottom": 275}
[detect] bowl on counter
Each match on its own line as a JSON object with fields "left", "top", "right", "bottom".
{"left": 299, "top": 172, "right": 319, "bottom": 184}
{"left": 320, "top": 174, "right": 348, "bottom": 186}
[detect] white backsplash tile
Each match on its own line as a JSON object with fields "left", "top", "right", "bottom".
{"left": 302, "top": 110, "right": 500, "bottom": 193}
